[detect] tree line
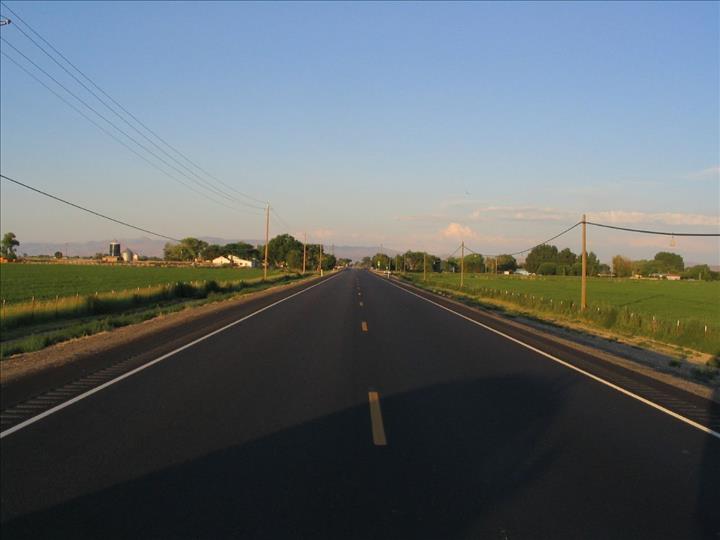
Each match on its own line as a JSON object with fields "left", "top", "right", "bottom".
{"left": 359, "top": 244, "right": 717, "bottom": 280}
{"left": 163, "top": 234, "right": 339, "bottom": 271}
{"left": 612, "top": 252, "right": 718, "bottom": 280}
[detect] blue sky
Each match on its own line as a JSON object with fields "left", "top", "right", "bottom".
{"left": 1, "top": 1, "right": 718, "bottom": 262}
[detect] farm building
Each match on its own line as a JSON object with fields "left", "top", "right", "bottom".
{"left": 212, "top": 255, "right": 258, "bottom": 267}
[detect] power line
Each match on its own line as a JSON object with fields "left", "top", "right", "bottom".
{"left": 0, "top": 49, "right": 261, "bottom": 217}
{"left": 270, "top": 207, "right": 292, "bottom": 232}
{"left": 1, "top": 36, "right": 264, "bottom": 212}
{"left": 0, "top": 174, "right": 182, "bottom": 242}
{"left": 462, "top": 221, "right": 582, "bottom": 258}
{"left": 586, "top": 221, "right": 720, "bottom": 237}
{"left": 0, "top": 1, "right": 267, "bottom": 207}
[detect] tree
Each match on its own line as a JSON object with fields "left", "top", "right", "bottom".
{"left": 537, "top": 262, "right": 557, "bottom": 275}
{"left": 54, "top": 251, "right": 63, "bottom": 259}
{"left": 224, "top": 242, "right": 258, "bottom": 260}
{"left": 525, "top": 244, "right": 558, "bottom": 273}
{"left": 203, "top": 244, "right": 224, "bottom": 260}
{"left": 163, "top": 238, "right": 208, "bottom": 261}
{"left": 586, "top": 251, "right": 601, "bottom": 276}
{"left": 653, "top": 251, "right": 684, "bottom": 273}
{"left": 461, "top": 253, "right": 485, "bottom": 273}
{"left": 285, "top": 249, "right": 303, "bottom": 270}
{"left": 371, "top": 253, "right": 391, "bottom": 270}
{"left": 682, "top": 264, "right": 719, "bottom": 281}
{"left": 495, "top": 254, "right": 517, "bottom": 272}
{"left": 442, "top": 257, "right": 459, "bottom": 273}
{"left": 321, "top": 253, "right": 337, "bottom": 271}
{"left": 612, "top": 255, "right": 633, "bottom": 277}
{"left": 267, "top": 234, "right": 303, "bottom": 267}
{"left": 557, "top": 248, "right": 577, "bottom": 266}
{"left": 1, "top": 232, "right": 19, "bottom": 260}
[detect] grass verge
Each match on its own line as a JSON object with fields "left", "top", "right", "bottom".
{"left": 400, "top": 273, "right": 720, "bottom": 382}
{"left": 1, "top": 273, "right": 305, "bottom": 359}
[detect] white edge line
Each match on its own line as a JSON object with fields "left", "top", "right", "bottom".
{"left": 381, "top": 276, "right": 720, "bottom": 441}
{"left": 0, "top": 273, "right": 341, "bottom": 439}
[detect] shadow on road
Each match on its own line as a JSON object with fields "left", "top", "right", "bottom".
{"left": 698, "top": 388, "right": 720, "bottom": 538}
{"left": 2, "top": 375, "right": 565, "bottom": 539}
{"left": 3, "top": 372, "right": 719, "bottom": 539}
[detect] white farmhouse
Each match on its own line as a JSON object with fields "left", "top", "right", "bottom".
{"left": 212, "top": 255, "right": 258, "bottom": 267}
{"left": 228, "top": 256, "right": 257, "bottom": 268}
{"left": 212, "top": 256, "right": 232, "bottom": 266}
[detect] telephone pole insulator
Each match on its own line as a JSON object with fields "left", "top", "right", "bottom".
{"left": 0, "top": 18, "right": 11, "bottom": 26}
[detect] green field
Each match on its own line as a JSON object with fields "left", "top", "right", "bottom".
{"left": 0, "top": 263, "right": 303, "bottom": 358}
{"left": 404, "top": 272, "right": 720, "bottom": 355}
{"left": 0, "top": 263, "right": 278, "bottom": 304}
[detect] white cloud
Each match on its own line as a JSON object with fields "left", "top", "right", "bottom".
{"left": 687, "top": 165, "right": 720, "bottom": 179}
{"left": 466, "top": 205, "right": 718, "bottom": 227}
{"left": 311, "top": 228, "right": 335, "bottom": 241}
{"left": 588, "top": 211, "right": 719, "bottom": 227}
{"left": 470, "top": 206, "right": 575, "bottom": 222}
{"left": 395, "top": 213, "right": 448, "bottom": 223}
{"left": 440, "top": 222, "right": 476, "bottom": 240}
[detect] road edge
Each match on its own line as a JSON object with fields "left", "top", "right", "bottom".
{"left": 384, "top": 272, "right": 719, "bottom": 404}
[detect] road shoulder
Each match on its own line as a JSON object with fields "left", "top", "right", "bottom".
{"left": 387, "top": 273, "right": 719, "bottom": 403}
{"left": 0, "top": 273, "right": 330, "bottom": 409}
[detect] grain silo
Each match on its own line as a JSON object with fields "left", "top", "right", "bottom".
{"left": 121, "top": 248, "right": 134, "bottom": 263}
{"left": 109, "top": 241, "right": 121, "bottom": 257}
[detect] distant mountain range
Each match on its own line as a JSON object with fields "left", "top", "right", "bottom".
{"left": 17, "top": 237, "right": 399, "bottom": 261}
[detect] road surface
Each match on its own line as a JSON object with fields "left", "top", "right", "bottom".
{"left": 1, "top": 269, "right": 719, "bottom": 539}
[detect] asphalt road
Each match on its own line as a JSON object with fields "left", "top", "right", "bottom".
{"left": 1, "top": 269, "right": 719, "bottom": 539}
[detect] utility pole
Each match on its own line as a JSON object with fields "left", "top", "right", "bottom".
{"left": 581, "top": 213, "right": 587, "bottom": 310}
{"left": 460, "top": 241, "right": 465, "bottom": 288}
{"left": 263, "top": 204, "right": 270, "bottom": 280}
{"left": 423, "top": 252, "right": 427, "bottom": 282}
{"left": 319, "top": 244, "right": 323, "bottom": 276}
{"left": 302, "top": 232, "right": 307, "bottom": 275}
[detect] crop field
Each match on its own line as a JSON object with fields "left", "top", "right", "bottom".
{"left": 0, "top": 263, "right": 279, "bottom": 304}
{"left": 404, "top": 272, "right": 720, "bottom": 355}
{"left": 0, "top": 263, "right": 303, "bottom": 358}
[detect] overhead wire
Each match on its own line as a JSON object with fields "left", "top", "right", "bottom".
{"left": 270, "top": 207, "right": 292, "bottom": 233}
{"left": 586, "top": 221, "right": 719, "bottom": 237}
{"left": 459, "top": 221, "right": 582, "bottom": 259}
{"left": 1, "top": 37, "right": 265, "bottom": 212}
{"left": 0, "top": 49, "right": 261, "bottom": 217}
{"left": 0, "top": 1, "right": 267, "bottom": 207}
{"left": 0, "top": 174, "right": 182, "bottom": 242}
{"left": 456, "top": 218, "right": 718, "bottom": 261}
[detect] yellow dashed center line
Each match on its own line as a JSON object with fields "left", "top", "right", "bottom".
{"left": 361, "top": 321, "right": 368, "bottom": 332}
{"left": 368, "top": 391, "right": 387, "bottom": 446}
